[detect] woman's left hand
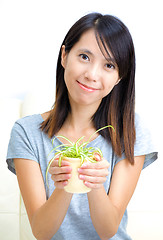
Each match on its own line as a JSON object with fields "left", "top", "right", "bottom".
{"left": 78, "top": 158, "right": 110, "bottom": 189}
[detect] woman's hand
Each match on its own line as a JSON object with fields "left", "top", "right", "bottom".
{"left": 48, "top": 159, "right": 72, "bottom": 189}
{"left": 78, "top": 158, "right": 109, "bottom": 189}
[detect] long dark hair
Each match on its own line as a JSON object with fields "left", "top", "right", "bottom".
{"left": 40, "top": 12, "right": 136, "bottom": 164}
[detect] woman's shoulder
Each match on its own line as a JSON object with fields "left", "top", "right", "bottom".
{"left": 15, "top": 110, "right": 50, "bottom": 124}
{"left": 15, "top": 114, "right": 44, "bottom": 129}
{"left": 134, "top": 112, "right": 151, "bottom": 138}
{"left": 11, "top": 114, "right": 49, "bottom": 140}
{"left": 12, "top": 112, "right": 53, "bottom": 142}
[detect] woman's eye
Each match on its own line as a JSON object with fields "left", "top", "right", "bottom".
{"left": 105, "top": 63, "right": 115, "bottom": 69}
{"left": 79, "top": 54, "right": 89, "bottom": 61}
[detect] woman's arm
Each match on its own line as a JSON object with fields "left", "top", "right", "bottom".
{"left": 14, "top": 158, "right": 73, "bottom": 240}
{"left": 79, "top": 155, "right": 145, "bottom": 239}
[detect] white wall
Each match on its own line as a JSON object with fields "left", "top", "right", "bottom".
{"left": 0, "top": 0, "right": 163, "bottom": 239}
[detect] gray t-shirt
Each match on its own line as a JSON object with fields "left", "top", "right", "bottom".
{"left": 6, "top": 114, "right": 158, "bottom": 240}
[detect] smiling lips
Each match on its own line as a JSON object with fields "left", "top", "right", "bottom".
{"left": 77, "top": 81, "right": 98, "bottom": 92}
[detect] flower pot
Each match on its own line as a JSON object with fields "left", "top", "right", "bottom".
{"left": 63, "top": 157, "right": 91, "bottom": 193}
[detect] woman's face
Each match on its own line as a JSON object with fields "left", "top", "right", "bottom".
{"left": 61, "top": 29, "right": 120, "bottom": 108}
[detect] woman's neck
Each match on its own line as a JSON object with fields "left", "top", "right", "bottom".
{"left": 57, "top": 103, "right": 100, "bottom": 142}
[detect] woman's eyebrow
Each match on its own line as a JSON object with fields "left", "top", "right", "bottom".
{"left": 78, "top": 48, "right": 116, "bottom": 64}
{"left": 78, "top": 49, "right": 94, "bottom": 56}
{"left": 106, "top": 57, "right": 116, "bottom": 63}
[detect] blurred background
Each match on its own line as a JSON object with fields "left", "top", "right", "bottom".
{"left": 0, "top": 0, "right": 162, "bottom": 239}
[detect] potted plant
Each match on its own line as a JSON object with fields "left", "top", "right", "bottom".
{"left": 46, "top": 125, "right": 114, "bottom": 193}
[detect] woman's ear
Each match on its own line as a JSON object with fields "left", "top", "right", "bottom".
{"left": 115, "top": 78, "right": 121, "bottom": 86}
{"left": 61, "top": 45, "right": 67, "bottom": 68}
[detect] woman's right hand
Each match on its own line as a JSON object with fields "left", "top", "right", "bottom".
{"left": 48, "top": 158, "right": 72, "bottom": 189}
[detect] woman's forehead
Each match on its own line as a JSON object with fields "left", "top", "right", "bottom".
{"left": 71, "top": 29, "right": 115, "bottom": 62}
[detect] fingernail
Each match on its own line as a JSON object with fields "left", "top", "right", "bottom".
{"left": 68, "top": 174, "right": 72, "bottom": 179}
{"left": 78, "top": 168, "right": 82, "bottom": 173}
{"left": 81, "top": 163, "right": 87, "bottom": 168}
{"left": 63, "top": 181, "right": 68, "bottom": 186}
{"left": 79, "top": 175, "right": 84, "bottom": 180}
{"left": 67, "top": 167, "right": 72, "bottom": 172}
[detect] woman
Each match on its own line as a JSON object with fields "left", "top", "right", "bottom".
{"left": 7, "top": 12, "right": 158, "bottom": 240}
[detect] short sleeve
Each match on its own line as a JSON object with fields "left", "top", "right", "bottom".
{"left": 134, "top": 114, "right": 158, "bottom": 169}
{"left": 115, "top": 113, "right": 158, "bottom": 169}
{"left": 6, "top": 121, "right": 38, "bottom": 174}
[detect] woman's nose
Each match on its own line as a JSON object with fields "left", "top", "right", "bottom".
{"left": 85, "top": 64, "right": 101, "bottom": 82}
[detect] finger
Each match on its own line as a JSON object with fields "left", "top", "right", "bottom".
{"left": 78, "top": 167, "right": 109, "bottom": 177}
{"left": 79, "top": 174, "right": 107, "bottom": 184}
{"left": 49, "top": 166, "right": 72, "bottom": 175}
{"left": 54, "top": 180, "right": 69, "bottom": 189}
{"left": 51, "top": 173, "right": 72, "bottom": 182}
{"left": 83, "top": 181, "right": 103, "bottom": 189}
{"left": 80, "top": 159, "right": 109, "bottom": 169}
{"left": 50, "top": 159, "right": 71, "bottom": 167}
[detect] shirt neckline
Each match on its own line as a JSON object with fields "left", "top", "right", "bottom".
{"left": 39, "top": 114, "right": 103, "bottom": 145}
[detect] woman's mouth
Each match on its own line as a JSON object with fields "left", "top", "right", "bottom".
{"left": 77, "top": 81, "right": 98, "bottom": 93}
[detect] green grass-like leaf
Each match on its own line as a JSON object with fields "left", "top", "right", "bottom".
{"left": 46, "top": 125, "right": 114, "bottom": 187}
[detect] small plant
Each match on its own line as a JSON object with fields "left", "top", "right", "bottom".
{"left": 46, "top": 125, "right": 114, "bottom": 186}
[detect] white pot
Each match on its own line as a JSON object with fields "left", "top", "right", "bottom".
{"left": 63, "top": 157, "right": 91, "bottom": 194}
